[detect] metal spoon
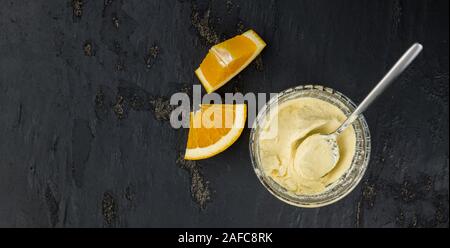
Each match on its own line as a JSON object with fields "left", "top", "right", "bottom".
{"left": 304, "top": 43, "right": 423, "bottom": 176}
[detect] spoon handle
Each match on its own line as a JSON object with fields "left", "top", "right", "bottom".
{"left": 335, "top": 43, "right": 423, "bottom": 135}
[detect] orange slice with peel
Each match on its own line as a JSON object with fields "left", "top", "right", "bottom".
{"left": 184, "top": 104, "right": 247, "bottom": 160}
{"left": 195, "top": 30, "right": 266, "bottom": 93}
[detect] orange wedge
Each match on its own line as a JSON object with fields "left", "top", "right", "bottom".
{"left": 195, "top": 30, "right": 266, "bottom": 93}
{"left": 184, "top": 104, "right": 247, "bottom": 160}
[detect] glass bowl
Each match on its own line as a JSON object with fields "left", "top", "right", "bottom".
{"left": 249, "top": 85, "right": 371, "bottom": 208}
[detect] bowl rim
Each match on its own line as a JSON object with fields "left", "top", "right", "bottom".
{"left": 249, "top": 84, "right": 371, "bottom": 208}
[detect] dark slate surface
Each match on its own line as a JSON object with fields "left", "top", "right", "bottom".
{"left": 0, "top": 0, "right": 448, "bottom": 228}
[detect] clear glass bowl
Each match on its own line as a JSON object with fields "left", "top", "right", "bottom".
{"left": 249, "top": 85, "right": 371, "bottom": 208}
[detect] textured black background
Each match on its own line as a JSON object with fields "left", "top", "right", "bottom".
{"left": 0, "top": 0, "right": 448, "bottom": 228}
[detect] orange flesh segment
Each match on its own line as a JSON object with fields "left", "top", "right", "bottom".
{"left": 199, "top": 35, "right": 257, "bottom": 86}
{"left": 186, "top": 105, "right": 237, "bottom": 149}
